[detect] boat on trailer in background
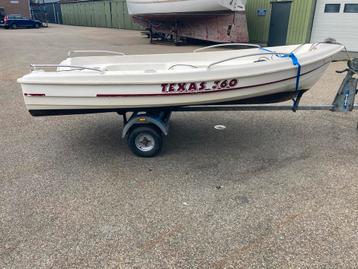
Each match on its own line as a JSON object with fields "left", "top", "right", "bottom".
{"left": 126, "top": 0, "right": 249, "bottom": 44}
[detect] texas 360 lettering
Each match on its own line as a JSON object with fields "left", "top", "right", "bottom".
{"left": 161, "top": 79, "right": 239, "bottom": 94}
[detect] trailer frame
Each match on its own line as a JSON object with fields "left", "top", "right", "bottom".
{"left": 121, "top": 60, "right": 358, "bottom": 157}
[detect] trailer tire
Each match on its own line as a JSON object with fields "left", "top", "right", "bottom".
{"left": 127, "top": 125, "right": 162, "bottom": 157}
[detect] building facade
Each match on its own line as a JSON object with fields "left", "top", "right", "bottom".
{"left": 246, "top": 0, "right": 358, "bottom": 51}
{"left": 246, "top": 0, "right": 316, "bottom": 45}
{"left": 31, "top": 0, "right": 62, "bottom": 23}
{"left": 310, "top": 0, "right": 358, "bottom": 51}
{"left": 0, "top": 0, "right": 30, "bottom": 17}
{"left": 61, "top": 0, "right": 141, "bottom": 30}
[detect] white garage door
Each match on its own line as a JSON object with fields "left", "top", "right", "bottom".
{"left": 311, "top": 0, "right": 358, "bottom": 51}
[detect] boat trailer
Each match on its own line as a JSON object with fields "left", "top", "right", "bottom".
{"left": 119, "top": 58, "right": 358, "bottom": 157}
{"left": 132, "top": 11, "right": 249, "bottom": 45}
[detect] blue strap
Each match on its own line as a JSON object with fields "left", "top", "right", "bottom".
{"left": 260, "top": 47, "right": 273, "bottom": 53}
{"left": 260, "top": 48, "right": 302, "bottom": 108}
{"left": 288, "top": 53, "right": 301, "bottom": 95}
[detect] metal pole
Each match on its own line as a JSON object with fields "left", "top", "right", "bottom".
{"left": 52, "top": 3, "right": 56, "bottom": 24}
{"left": 173, "top": 104, "right": 358, "bottom": 112}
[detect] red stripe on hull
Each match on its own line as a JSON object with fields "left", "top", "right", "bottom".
{"left": 24, "top": 93, "right": 46, "bottom": 97}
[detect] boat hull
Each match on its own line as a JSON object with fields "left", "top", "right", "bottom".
{"left": 18, "top": 44, "right": 344, "bottom": 116}
{"left": 21, "top": 62, "right": 329, "bottom": 115}
{"left": 126, "top": 0, "right": 246, "bottom": 15}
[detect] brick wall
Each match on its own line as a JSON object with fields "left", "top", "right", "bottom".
{"left": 0, "top": 0, "right": 30, "bottom": 17}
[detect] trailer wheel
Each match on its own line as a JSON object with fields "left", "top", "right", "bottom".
{"left": 127, "top": 125, "right": 162, "bottom": 157}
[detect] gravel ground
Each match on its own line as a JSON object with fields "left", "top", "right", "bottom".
{"left": 0, "top": 24, "right": 358, "bottom": 268}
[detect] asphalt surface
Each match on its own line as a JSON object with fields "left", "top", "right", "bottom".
{"left": 1, "top": 24, "right": 358, "bottom": 268}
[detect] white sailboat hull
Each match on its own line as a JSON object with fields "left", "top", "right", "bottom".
{"left": 126, "top": 0, "right": 247, "bottom": 15}
{"left": 17, "top": 44, "right": 343, "bottom": 116}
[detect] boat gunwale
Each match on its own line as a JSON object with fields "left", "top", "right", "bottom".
{"left": 17, "top": 44, "right": 344, "bottom": 85}
{"left": 17, "top": 59, "right": 331, "bottom": 86}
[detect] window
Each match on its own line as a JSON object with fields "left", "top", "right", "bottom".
{"left": 324, "top": 4, "right": 341, "bottom": 13}
{"left": 344, "top": 4, "right": 358, "bottom": 13}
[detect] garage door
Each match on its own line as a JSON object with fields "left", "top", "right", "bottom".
{"left": 311, "top": 0, "right": 358, "bottom": 51}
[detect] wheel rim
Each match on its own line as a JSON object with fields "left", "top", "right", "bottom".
{"left": 135, "top": 133, "right": 155, "bottom": 152}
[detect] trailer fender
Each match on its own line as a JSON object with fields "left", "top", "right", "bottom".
{"left": 122, "top": 115, "right": 169, "bottom": 138}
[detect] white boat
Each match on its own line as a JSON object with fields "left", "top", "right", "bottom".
{"left": 17, "top": 43, "right": 343, "bottom": 116}
{"left": 126, "top": 0, "right": 247, "bottom": 15}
